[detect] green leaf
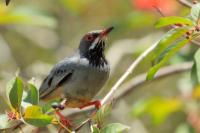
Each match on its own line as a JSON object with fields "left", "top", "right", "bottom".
{"left": 93, "top": 103, "right": 112, "bottom": 126}
{"left": 191, "top": 3, "right": 200, "bottom": 21}
{"left": 6, "top": 76, "right": 24, "bottom": 110}
{"left": 24, "top": 83, "right": 39, "bottom": 105}
{"left": 0, "top": 114, "right": 18, "bottom": 129}
{"left": 147, "top": 38, "right": 189, "bottom": 80}
{"left": 150, "top": 28, "right": 188, "bottom": 63}
{"left": 194, "top": 48, "right": 200, "bottom": 83}
{"left": 155, "top": 16, "right": 193, "bottom": 28}
{"left": 23, "top": 105, "right": 53, "bottom": 127}
{"left": 101, "top": 123, "right": 129, "bottom": 133}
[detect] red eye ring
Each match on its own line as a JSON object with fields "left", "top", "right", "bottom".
{"left": 85, "top": 35, "right": 94, "bottom": 41}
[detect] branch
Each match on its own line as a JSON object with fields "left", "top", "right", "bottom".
{"left": 177, "top": 0, "right": 193, "bottom": 7}
{"left": 67, "top": 62, "right": 192, "bottom": 117}
{"left": 100, "top": 41, "right": 159, "bottom": 105}
{"left": 115, "top": 62, "right": 193, "bottom": 100}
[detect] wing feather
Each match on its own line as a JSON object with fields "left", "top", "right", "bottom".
{"left": 39, "top": 58, "right": 76, "bottom": 99}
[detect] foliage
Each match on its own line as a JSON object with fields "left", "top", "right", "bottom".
{"left": 146, "top": 3, "right": 200, "bottom": 80}
{"left": 0, "top": 75, "right": 129, "bottom": 132}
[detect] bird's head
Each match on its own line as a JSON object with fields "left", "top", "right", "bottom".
{"left": 79, "top": 27, "right": 114, "bottom": 56}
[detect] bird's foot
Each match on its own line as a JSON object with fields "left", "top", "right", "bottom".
{"left": 55, "top": 110, "right": 72, "bottom": 128}
{"left": 79, "top": 100, "right": 101, "bottom": 110}
{"left": 51, "top": 98, "right": 73, "bottom": 129}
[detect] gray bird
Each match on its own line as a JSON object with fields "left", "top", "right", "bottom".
{"left": 39, "top": 27, "right": 113, "bottom": 109}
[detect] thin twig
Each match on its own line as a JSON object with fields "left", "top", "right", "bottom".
{"left": 153, "top": 6, "right": 165, "bottom": 17}
{"left": 101, "top": 41, "right": 159, "bottom": 105}
{"left": 177, "top": 0, "right": 193, "bottom": 7}
{"left": 75, "top": 118, "right": 91, "bottom": 132}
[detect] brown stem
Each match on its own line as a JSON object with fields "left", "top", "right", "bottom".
{"left": 177, "top": 0, "right": 193, "bottom": 7}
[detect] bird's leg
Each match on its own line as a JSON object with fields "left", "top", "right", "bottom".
{"left": 79, "top": 100, "right": 101, "bottom": 110}
{"left": 51, "top": 98, "right": 72, "bottom": 128}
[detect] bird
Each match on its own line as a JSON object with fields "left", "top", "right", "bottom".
{"left": 39, "top": 27, "right": 114, "bottom": 127}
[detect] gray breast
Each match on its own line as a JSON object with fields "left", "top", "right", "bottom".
{"left": 62, "top": 58, "right": 110, "bottom": 100}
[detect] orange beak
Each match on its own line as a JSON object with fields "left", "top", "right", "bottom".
{"left": 100, "top": 26, "right": 114, "bottom": 37}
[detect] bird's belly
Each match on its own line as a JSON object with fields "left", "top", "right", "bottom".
{"left": 61, "top": 68, "right": 109, "bottom": 106}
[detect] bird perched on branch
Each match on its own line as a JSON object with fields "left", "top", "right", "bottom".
{"left": 39, "top": 27, "right": 114, "bottom": 127}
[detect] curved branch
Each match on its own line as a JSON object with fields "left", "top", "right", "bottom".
{"left": 115, "top": 62, "right": 193, "bottom": 100}
{"left": 101, "top": 41, "right": 159, "bottom": 105}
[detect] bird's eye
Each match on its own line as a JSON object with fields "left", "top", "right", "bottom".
{"left": 85, "top": 35, "right": 94, "bottom": 41}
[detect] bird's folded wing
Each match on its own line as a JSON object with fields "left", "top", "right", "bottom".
{"left": 39, "top": 59, "right": 75, "bottom": 99}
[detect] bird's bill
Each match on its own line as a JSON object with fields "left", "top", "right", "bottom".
{"left": 100, "top": 26, "right": 114, "bottom": 37}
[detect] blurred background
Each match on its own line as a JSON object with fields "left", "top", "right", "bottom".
{"left": 0, "top": 0, "right": 198, "bottom": 133}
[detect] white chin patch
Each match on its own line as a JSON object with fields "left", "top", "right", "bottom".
{"left": 89, "top": 37, "right": 100, "bottom": 50}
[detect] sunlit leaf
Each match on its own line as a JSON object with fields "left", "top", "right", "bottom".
{"left": 0, "top": 114, "right": 18, "bottom": 129}
{"left": 194, "top": 48, "right": 200, "bottom": 83}
{"left": 24, "top": 105, "right": 53, "bottom": 127}
{"left": 155, "top": 16, "right": 193, "bottom": 28}
{"left": 6, "top": 76, "right": 23, "bottom": 111}
{"left": 23, "top": 83, "right": 39, "bottom": 105}
{"left": 191, "top": 3, "right": 200, "bottom": 21}
{"left": 101, "top": 123, "right": 129, "bottom": 133}
{"left": 147, "top": 38, "right": 189, "bottom": 80}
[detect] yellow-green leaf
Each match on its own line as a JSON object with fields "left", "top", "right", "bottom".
{"left": 24, "top": 105, "right": 53, "bottom": 127}
{"left": 155, "top": 16, "right": 193, "bottom": 28}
